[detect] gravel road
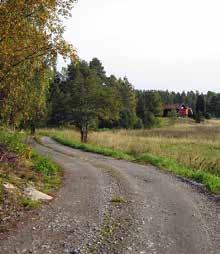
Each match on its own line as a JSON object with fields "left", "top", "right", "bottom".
{"left": 0, "top": 137, "right": 219, "bottom": 254}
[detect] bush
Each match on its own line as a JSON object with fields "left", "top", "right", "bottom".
{"left": 133, "top": 117, "right": 143, "bottom": 129}
{"left": 0, "top": 130, "right": 31, "bottom": 158}
{"left": 194, "top": 112, "right": 205, "bottom": 123}
{"left": 167, "top": 109, "right": 178, "bottom": 125}
{"left": 119, "top": 110, "right": 137, "bottom": 129}
{"left": 143, "top": 111, "right": 157, "bottom": 128}
{"left": 167, "top": 109, "right": 178, "bottom": 118}
{"left": 204, "top": 112, "right": 212, "bottom": 119}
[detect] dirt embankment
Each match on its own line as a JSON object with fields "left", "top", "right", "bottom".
{"left": 0, "top": 141, "right": 61, "bottom": 240}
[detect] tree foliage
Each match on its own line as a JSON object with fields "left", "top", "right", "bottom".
{"left": 49, "top": 60, "right": 121, "bottom": 142}
{"left": 136, "top": 90, "right": 162, "bottom": 127}
{"left": 196, "top": 95, "right": 206, "bottom": 114}
{"left": 0, "top": 0, "right": 76, "bottom": 128}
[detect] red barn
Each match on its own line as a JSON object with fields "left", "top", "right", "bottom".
{"left": 163, "top": 104, "right": 193, "bottom": 117}
{"left": 179, "top": 104, "right": 189, "bottom": 117}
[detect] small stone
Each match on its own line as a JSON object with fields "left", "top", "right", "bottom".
{"left": 3, "top": 183, "right": 17, "bottom": 190}
{"left": 24, "top": 187, "right": 53, "bottom": 201}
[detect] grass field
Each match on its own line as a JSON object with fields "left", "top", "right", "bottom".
{"left": 39, "top": 119, "right": 220, "bottom": 193}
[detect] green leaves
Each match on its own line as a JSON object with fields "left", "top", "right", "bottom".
{"left": 136, "top": 90, "right": 163, "bottom": 128}
{"left": 0, "top": 0, "right": 76, "bottom": 128}
{"left": 49, "top": 60, "right": 122, "bottom": 134}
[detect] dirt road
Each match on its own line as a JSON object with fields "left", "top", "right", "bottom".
{"left": 0, "top": 137, "right": 218, "bottom": 254}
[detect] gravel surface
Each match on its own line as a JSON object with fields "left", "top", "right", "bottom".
{"left": 0, "top": 137, "right": 218, "bottom": 254}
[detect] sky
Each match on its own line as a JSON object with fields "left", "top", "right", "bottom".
{"left": 61, "top": 0, "right": 220, "bottom": 93}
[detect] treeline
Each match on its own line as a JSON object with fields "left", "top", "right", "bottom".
{"left": 48, "top": 58, "right": 220, "bottom": 141}
{"left": 1, "top": 1, "right": 219, "bottom": 143}
{"left": 158, "top": 90, "right": 220, "bottom": 118}
{"left": 48, "top": 58, "right": 142, "bottom": 141}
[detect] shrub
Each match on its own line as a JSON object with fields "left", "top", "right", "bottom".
{"left": 143, "top": 111, "right": 156, "bottom": 128}
{"left": 194, "top": 112, "right": 205, "bottom": 123}
{"left": 133, "top": 117, "right": 143, "bottom": 129}
{"left": 0, "top": 130, "right": 31, "bottom": 158}
{"left": 167, "top": 109, "right": 178, "bottom": 125}
{"left": 204, "top": 112, "right": 212, "bottom": 119}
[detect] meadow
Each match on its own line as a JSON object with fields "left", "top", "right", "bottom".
{"left": 39, "top": 119, "right": 220, "bottom": 193}
{"left": 91, "top": 120, "right": 220, "bottom": 177}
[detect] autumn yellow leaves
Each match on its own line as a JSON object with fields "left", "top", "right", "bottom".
{"left": 0, "top": 0, "right": 76, "bottom": 127}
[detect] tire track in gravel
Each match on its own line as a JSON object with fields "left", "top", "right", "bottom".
{"left": 0, "top": 137, "right": 218, "bottom": 254}
{"left": 0, "top": 144, "right": 111, "bottom": 254}
{"left": 82, "top": 162, "right": 141, "bottom": 254}
{"left": 34, "top": 137, "right": 141, "bottom": 253}
{"left": 0, "top": 138, "right": 141, "bottom": 254}
{"left": 39, "top": 137, "right": 218, "bottom": 254}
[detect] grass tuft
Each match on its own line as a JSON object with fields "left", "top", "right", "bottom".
{"left": 20, "top": 197, "right": 41, "bottom": 209}
{"left": 31, "top": 151, "right": 60, "bottom": 176}
{"left": 110, "top": 196, "right": 125, "bottom": 204}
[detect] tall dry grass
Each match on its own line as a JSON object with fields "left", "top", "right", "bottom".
{"left": 40, "top": 120, "right": 220, "bottom": 176}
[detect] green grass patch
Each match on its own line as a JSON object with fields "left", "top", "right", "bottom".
{"left": 110, "top": 196, "right": 125, "bottom": 204}
{"left": 31, "top": 152, "right": 62, "bottom": 193}
{"left": 136, "top": 153, "right": 220, "bottom": 193}
{"left": 31, "top": 151, "right": 60, "bottom": 176}
{"left": 42, "top": 174, "right": 62, "bottom": 193}
{"left": 0, "top": 129, "right": 31, "bottom": 158}
{"left": 51, "top": 134, "right": 220, "bottom": 194}
{"left": 0, "top": 129, "right": 62, "bottom": 195}
{"left": 20, "top": 197, "right": 41, "bottom": 209}
{"left": 52, "top": 135, "right": 134, "bottom": 161}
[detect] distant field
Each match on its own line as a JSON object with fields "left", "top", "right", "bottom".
{"left": 91, "top": 120, "right": 220, "bottom": 177}
{"left": 39, "top": 119, "right": 220, "bottom": 192}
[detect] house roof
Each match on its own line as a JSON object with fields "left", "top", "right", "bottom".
{"left": 163, "top": 103, "right": 190, "bottom": 110}
{"left": 163, "top": 104, "right": 181, "bottom": 110}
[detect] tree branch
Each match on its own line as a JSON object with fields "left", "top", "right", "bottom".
{"left": 0, "top": 46, "right": 52, "bottom": 84}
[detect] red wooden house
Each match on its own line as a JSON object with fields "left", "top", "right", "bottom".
{"left": 179, "top": 104, "right": 190, "bottom": 117}
{"left": 163, "top": 104, "right": 193, "bottom": 117}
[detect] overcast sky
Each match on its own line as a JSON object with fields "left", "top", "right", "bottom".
{"left": 62, "top": 0, "right": 220, "bottom": 93}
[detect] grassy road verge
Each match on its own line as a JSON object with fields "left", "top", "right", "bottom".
{"left": 0, "top": 129, "right": 62, "bottom": 234}
{"left": 48, "top": 132, "right": 220, "bottom": 194}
